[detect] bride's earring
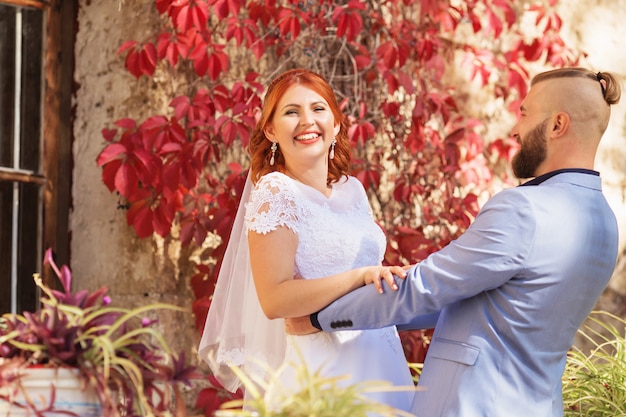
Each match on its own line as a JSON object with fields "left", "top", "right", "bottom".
{"left": 270, "top": 142, "right": 278, "bottom": 166}
{"left": 329, "top": 137, "right": 337, "bottom": 160}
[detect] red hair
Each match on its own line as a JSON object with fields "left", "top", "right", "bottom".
{"left": 248, "top": 69, "right": 351, "bottom": 185}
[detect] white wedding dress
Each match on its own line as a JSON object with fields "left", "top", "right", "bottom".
{"left": 245, "top": 172, "right": 415, "bottom": 412}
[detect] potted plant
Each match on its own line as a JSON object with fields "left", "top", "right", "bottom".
{"left": 562, "top": 310, "right": 626, "bottom": 416}
{"left": 0, "top": 249, "right": 199, "bottom": 416}
{"left": 215, "top": 356, "right": 417, "bottom": 417}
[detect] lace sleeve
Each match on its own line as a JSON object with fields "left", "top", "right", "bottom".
{"left": 245, "top": 173, "right": 299, "bottom": 234}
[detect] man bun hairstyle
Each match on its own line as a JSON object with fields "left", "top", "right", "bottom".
{"left": 531, "top": 67, "right": 621, "bottom": 106}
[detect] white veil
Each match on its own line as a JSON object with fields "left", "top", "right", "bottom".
{"left": 198, "top": 172, "right": 287, "bottom": 393}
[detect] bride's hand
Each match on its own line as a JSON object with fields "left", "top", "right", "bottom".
{"left": 403, "top": 263, "right": 417, "bottom": 271}
{"left": 362, "top": 265, "right": 407, "bottom": 294}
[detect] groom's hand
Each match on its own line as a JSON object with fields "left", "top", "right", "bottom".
{"left": 285, "top": 315, "right": 320, "bottom": 335}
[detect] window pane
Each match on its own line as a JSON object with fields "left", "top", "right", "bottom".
{"left": 0, "top": 181, "right": 13, "bottom": 313}
{"left": 20, "top": 7, "right": 43, "bottom": 173}
{"left": 0, "top": 6, "right": 16, "bottom": 168}
{"left": 17, "top": 181, "right": 40, "bottom": 313}
{"left": 0, "top": 3, "right": 44, "bottom": 315}
{"left": 0, "top": 181, "right": 40, "bottom": 313}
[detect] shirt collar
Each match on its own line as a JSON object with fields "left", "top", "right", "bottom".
{"left": 519, "top": 168, "right": 599, "bottom": 186}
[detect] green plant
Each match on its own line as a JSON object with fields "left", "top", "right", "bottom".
{"left": 0, "top": 249, "right": 199, "bottom": 417}
{"left": 562, "top": 311, "right": 626, "bottom": 416}
{"left": 216, "top": 356, "right": 416, "bottom": 417}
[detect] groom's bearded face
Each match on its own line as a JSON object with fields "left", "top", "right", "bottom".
{"left": 512, "top": 118, "right": 549, "bottom": 179}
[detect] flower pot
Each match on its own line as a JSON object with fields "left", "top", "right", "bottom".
{"left": 0, "top": 367, "right": 101, "bottom": 416}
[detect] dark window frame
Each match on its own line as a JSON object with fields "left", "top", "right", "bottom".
{"left": 0, "top": 0, "right": 74, "bottom": 313}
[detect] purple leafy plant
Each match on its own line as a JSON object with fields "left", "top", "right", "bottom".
{"left": 0, "top": 249, "right": 199, "bottom": 416}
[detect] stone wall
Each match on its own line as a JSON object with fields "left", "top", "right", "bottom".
{"left": 72, "top": 0, "right": 199, "bottom": 383}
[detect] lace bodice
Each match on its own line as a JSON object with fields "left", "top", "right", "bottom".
{"left": 245, "top": 172, "right": 386, "bottom": 278}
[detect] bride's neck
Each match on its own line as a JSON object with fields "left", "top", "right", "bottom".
{"left": 283, "top": 168, "right": 330, "bottom": 196}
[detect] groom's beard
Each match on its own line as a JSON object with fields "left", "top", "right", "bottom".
{"left": 512, "top": 119, "right": 549, "bottom": 179}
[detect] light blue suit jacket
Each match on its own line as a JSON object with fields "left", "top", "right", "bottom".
{"left": 315, "top": 172, "right": 618, "bottom": 417}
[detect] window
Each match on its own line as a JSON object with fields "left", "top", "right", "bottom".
{"left": 0, "top": 0, "right": 74, "bottom": 314}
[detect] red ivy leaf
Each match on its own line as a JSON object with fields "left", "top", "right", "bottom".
{"left": 156, "top": 0, "right": 173, "bottom": 14}
{"left": 248, "top": 0, "right": 272, "bottom": 26}
{"left": 277, "top": 7, "right": 301, "bottom": 39}
{"left": 96, "top": 143, "right": 127, "bottom": 166}
{"left": 127, "top": 199, "right": 154, "bottom": 238}
{"left": 348, "top": 121, "right": 375, "bottom": 145}
{"left": 444, "top": 142, "right": 461, "bottom": 170}
{"left": 487, "top": 6, "right": 503, "bottom": 37}
{"left": 212, "top": 85, "right": 231, "bottom": 113}
{"left": 181, "top": 156, "right": 201, "bottom": 189}
{"left": 157, "top": 33, "right": 180, "bottom": 67}
{"left": 207, "top": 50, "right": 229, "bottom": 80}
{"left": 493, "top": 0, "right": 516, "bottom": 28}
{"left": 170, "top": 95, "right": 191, "bottom": 120}
{"left": 196, "top": 387, "right": 225, "bottom": 416}
{"left": 192, "top": 297, "right": 212, "bottom": 332}
{"left": 171, "top": 0, "right": 209, "bottom": 32}
{"left": 221, "top": 120, "right": 237, "bottom": 146}
{"left": 468, "top": 10, "right": 481, "bottom": 33}
{"left": 140, "top": 44, "right": 157, "bottom": 75}
{"left": 462, "top": 192, "right": 480, "bottom": 218}
{"left": 122, "top": 42, "right": 157, "bottom": 78}
{"left": 224, "top": 17, "right": 259, "bottom": 49}
{"left": 179, "top": 216, "right": 196, "bottom": 247}
{"left": 153, "top": 200, "right": 175, "bottom": 237}
{"left": 114, "top": 118, "right": 137, "bottom": 130}
{"left": 101, "top": 128, "right": 119, "bottom": 142}
{"left": 162, "top": 160, "right": 181, "bottom": 196}
{"left": 117, "top": 40, "right": 137, "bottom": 55}
{"left": 376, "top": 41, "right": 398, "bottom": 71}
{"left": 211, "top": 0, "right": 229, "bottom": 19}
{"left": 100, "top": 159, "right": 122, "bottom": 193}
{"left": 507, "top": 66, "right": 528, "bottom": 98}
{"left": 333, "top": 3, "right": 364, "bottom": 42}
{"left": 381, "top": 102, "right": 400, "bottom": 119}
{"left": 236, "top": 121, "right": 252, "bottom": 147}
{"left": 250, "top": 38, "right": 265, "bottom": 60}
{"left": 190, "top": 263, "right": 213, "bottom": 299}
{"left": 209, "top": 0, "right": 242, "bottom": 20}
{"left": 114, "top": 162, "right": 139, "bottom": 197}
{"left": 488, "top": 137, "right": 519, "bottom": 162}
{"left": 175, "top": 29, "right": 196, "bottom": 59}
{"left": 225, "top": 17, "right": 244, "bottom": 46}
{"left": 190, "top": 46, "right": 209, "bottom": 76}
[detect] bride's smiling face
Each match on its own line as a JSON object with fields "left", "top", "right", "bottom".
{"left": 264, "top": 84, "right": 340, "bottom": 167}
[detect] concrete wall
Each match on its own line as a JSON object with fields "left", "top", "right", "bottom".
{"left": 72, "top": 0, "right": 198, "bottom": 367}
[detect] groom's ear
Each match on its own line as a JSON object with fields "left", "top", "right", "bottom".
{"left": 549, "top": 112, "right": 569, "bottom": 138}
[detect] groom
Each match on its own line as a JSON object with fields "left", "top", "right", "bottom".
{"left": 285, "top": 67, "right": 622, "bottom": 417}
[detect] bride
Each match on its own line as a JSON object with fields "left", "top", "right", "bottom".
{"left": 199, "top": 68, "right": 415, "bottom": 413}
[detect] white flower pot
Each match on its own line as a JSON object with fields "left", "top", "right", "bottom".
{"left": 0, "top": 367, "right": 101, "bottom": 416}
